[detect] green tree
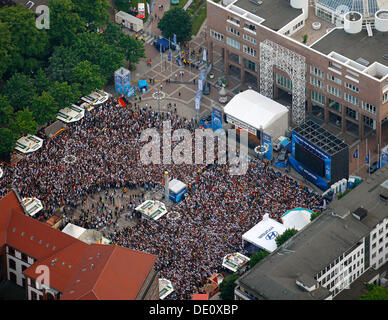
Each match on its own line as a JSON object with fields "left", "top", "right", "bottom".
{"left": 158, "top": 7, "right": 193, "bottom": 43}
{"left": 310, "top": 211, "right": 322, "bottom": 221}
{"left": 49, "top": 81, "right": 81, "bottom": 110}
{"left": 0, "top": 128, "right": 16, "bottom": 161}
{"left": 33, "top": 69, "right": 51, "bottom": 95}
{"left": 0, "top": 21, "right": 13, "bottom": 81}
{"left": 359, "top": 285, "right": 388, "bottom": 300}
{"left": 249, "top": 250, "right": 269, "bottom": 268}
{"left": 275, "top": 228, "right": 298, "bottom": 247}
{"left": 47, "top": 46, "right": 81, "bottom": 82}
{"left": 72, "top": 32, "right": 124, "bottom": 78}
{"left": 9, "top": 108, "right": 38, "bottom": 137}
{"left": 0, "top": 5, "right": 49, "bottom": 76}
{"left": 71, "top": 61, "right": 106, "bottom": 96}
{"left": 4, "top": 73, "right": 37, "bottom": 112}
{"left": 0, "top": 95, "right": 14, "bottom": 125}
{"left": 219, "top": 274, "right": 239, "bottom": 300}
{"left": 72, "top": 0, "right": 110, "bottom": 28}
{"left": 114, "top": 0, "right": 131, "bottom": 12}
{"left": 31, "top": 91, "right": 58, "bottom": 126}
{"left": 48, "top": 0, "right": 86, "bottom": 46}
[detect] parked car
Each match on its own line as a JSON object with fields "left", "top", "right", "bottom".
{"left": 367, "top": 161, "right": 379, "bottom": 174}
{"left": 277, "top": 148, "right": 288, "bottom": 162}
{"left": 203, "top": 81, "right": 211, "bottom": 95}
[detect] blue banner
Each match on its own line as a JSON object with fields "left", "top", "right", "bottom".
{"left": 381, "top": 146, "right": 388, "bottom": 168}
{"left": 212, "top": 107, "right": 223, "bottom": 131}
{"left": 324, "top": 158, "right": 331, "bottom": 181}
{"left": 262, "top": 132, "right": 272, "bottom": 161}
{"left": 200, "top": 69, "right": 206, "bottom": 81}
{"left": 353, "top": 146, "right": 359, "bottom": 159}
{"left": 289, "top": 156, "right": 328, "bottom": 190}
{"left": 168, "top": 52, "right": 171, "bottom": 61}
{"left": 127, "top": 87, "right": 136, "bottom": 98}
{"left": 275, "top": 161, "right": 287, "bottom": 168}
{"left": 173, "top": 33, "right": 177, "bottom": 45}
{"left": 366, "top": 150, "right": 370, "bottom": 164}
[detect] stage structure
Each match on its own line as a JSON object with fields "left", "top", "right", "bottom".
{"left": 259, "top": 39, "right": 306, "bottom": 126}
{"left": 290, "top": 120, "right": 349, "bottom": 190}
{"left": 115, "top": 67, "right": 131, "bottom": 97}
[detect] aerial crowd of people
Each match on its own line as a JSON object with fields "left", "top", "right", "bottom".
{"left": 0, "top": 97, "right": 323, "bottom": 300}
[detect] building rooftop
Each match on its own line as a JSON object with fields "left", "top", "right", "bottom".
{"left": 311, "top": 28, "right": 388, "bottom": 68}
{"left": 238, "top": 164, "right": 388, "bottom": 299}
{"left": 232, "top": 0, "right": 302, "bottom": 31}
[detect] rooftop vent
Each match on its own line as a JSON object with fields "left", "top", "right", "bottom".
{"left": 249, "top": 0, "right": 263, "bottom": 5}
{"left": 352, "top": 207, "right": 368, "bottom": 221}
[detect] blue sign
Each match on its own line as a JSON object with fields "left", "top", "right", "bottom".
{"left": 262, "top": 132, "right": 272, "bottom": 161}
{"left": 288, "top": 156, "right": 328, "bottom": 190}
{"left": 200, "top": 69, "right": 206, "bottom": 81}
{"left": 381, "top": 147, "right": 388, "bottom": 168}
{"left": 173, "top": 33, "right": 177, "bottom": 45}
{"left": 353, "top": 146, "right": 359, "bottom": 159}
{"left": 366, "top": 150, "right": 370, "bottom": 164}
{"left": 127, "top": 86, "right": 136, "bottom": 98}
{"left": 265, "top": 231, "right": 278, "bottom": 241}
{"left": 212, "top": 107, "right": 223, "bottom": 132}
{"left": 324, "top": 158, "right": 331, "bottom": 181}
{"left": 168, "top": 52, "right": 171, "bottom": 61}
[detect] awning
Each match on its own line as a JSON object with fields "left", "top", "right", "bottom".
{"left": 138, "top": 80, "right": 148, "bottom": 88}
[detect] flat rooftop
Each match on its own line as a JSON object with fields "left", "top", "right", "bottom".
{"left": 233, "top": 0, "right": 302, "bottom": 31}
{"left": 311, "top": 28, "right": 388, "bottom": 68}
{"left": 238, "top": 164, "right": 388, "bottom": 300}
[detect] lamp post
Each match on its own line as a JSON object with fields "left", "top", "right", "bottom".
{"left": 152, "top": 89, "right": 166, "bottom": 130}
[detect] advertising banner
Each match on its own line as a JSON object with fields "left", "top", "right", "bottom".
{"left": 288, "top": 156, "right": 329, "bottom": 190}
{"left": 381, "top": 145, "right": 388, "bottom": 168}
{"left": 212, "top": 107, "right": 223, "bottom": 132}
{"left": 200, "top": 69, "right": 206, "bottom": 81}
{"left": 262, "top": 132, "right": 272, "bottom": 161}
{"left": 324, "top": 158, "right": 331, "bottom": 181}
{"left": 198, "top": 79, "right": 203, "bottom": 91}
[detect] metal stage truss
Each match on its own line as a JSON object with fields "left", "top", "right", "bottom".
{"left": 259, "top": 39, "right": 306, "bottom": 126}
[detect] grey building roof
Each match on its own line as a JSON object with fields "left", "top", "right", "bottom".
{"left": 311, "top": 29, "right": 388, "bottom": 68}
{"left": 238, "top": 165, "right": 388, "bottom": 300}
{"left": 233, "top": 0, "right": 302, "bottom": 31}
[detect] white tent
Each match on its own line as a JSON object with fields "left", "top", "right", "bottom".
{"left": 224, "top": 89, "right": 289, "bottom": 139}
{"left": 159, "top": 278, "right": 174, "bottom": 300}
{"left": 169, "top": 179, "right": 187, "bottom": 194}
{"left": 281, "top": 208, "right": 313, "bottom": 231}
{"left": 57, "top": 104, "right": 85, "bottom": 123}
{"left": 242, "top": 214, "right": 287, "bottom": 252}
{"left": 62, "top": 223, "right": 86, "bottom": 239}
{"left": 21, "top": 197, "right": 43, "bottom": 217}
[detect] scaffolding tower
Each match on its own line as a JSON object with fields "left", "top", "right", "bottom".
{"left": 259, "top": 39, "right": 306, "bottom": 126}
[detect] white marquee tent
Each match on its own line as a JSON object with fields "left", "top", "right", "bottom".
{"left": 62, "top": 223, "right": 86, "bottom": 239}
{"left": 224, "top": 89, "right": 289, "bottom": 139}
{"left": 281, "top": 208, "right": 313, "bottom": 231}
{"left": 242, "top": 214, "right": 287, "bottom": 253}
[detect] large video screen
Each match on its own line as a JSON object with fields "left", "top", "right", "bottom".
{"left": 295, "top": 142, "right": 325, "bottom": 177}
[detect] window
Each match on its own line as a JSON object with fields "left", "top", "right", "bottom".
{"left": 226, "top": 26, "right": 240, "bottom": 36}
{"left": 21, "top": 253, "right": 28, "bottom": 262}
{"left": 357, "top": 252, "right": 360, "bottom": 257}
{"left": 311, "top": 90, "right": 325, "bottom": 105}
{"left": 310, "top": 76, "right": 324, "bottom": 89}
{"left": 226, "top": 37, "right": 240, "bottom": 50}
{"left": 31, "top": 291, "right": 38, "bottom": 300}
{"left": 277, "top": 74, "right": 292, "bottom": 90}
{"left": 327, "top": 85, "right": 342, "bottom": 98}
{"left": 310, "top": 66, "right": 324, "bottom": 78}
{"left": 372, "top": 233, "right": 377, "bottom": 240}
{"left": 244, "top": 58, "right": 257, "bottom": 72}
{"left": 329, "top": 61, "right": 342, "bottom": 70}
{"left": 244, "top": 22, "right": 256, "bottom": 32}
{"left": 227, "top": 16, "right": 240, "bottom": 26}
{"left": 293, "top": 20, "right": 303, "bottom": 31}
{"left": 379, "top": 247, "right": 383, "bottom": 253}
{"left": 379, "top": 228, "right": 383, "bottom": 234}
{"left": 243, "top": 45, "right": 256, "bottom": 57}
{"left": 345, "top": 82, "right": 359, "bottom": 92}
{"left": 8, "top": 247, "right": 15, "bottom": 256}
{"left": 372, "top": 243, "right": 377, "bottom": 249}
{"left": 9, "top": 258, "right": 16, "bottom": 270}
{"left": 327, "top": 74, "right": 342, "bottom": 85}
{"left": 383, "top": 92, "right": 388, "bottom": 104}
{"left": 344, "top": 92, "right": 359, "bottom": 106}
{"left": 379, "top": 237, "right": 383, "bottom": 244}
{"left": 346, "top": 107, "right": 358, "bottom": 120}
{"left": 362, "top": 101, "right": 376, "bottom": 115}
{"left": 372, "top": 253, "right": 376, "bottom": 259}
{"left": 210, "top": 29, "right": 224, "bottom": 42}
{"left": 243, "top": 34, "right": 257, "bottom": 44}
{"left": 22, "top": 265, "right": 27, "bottom": 272}
{"left": 379, "top": 258, "right": 383, "bottom": 264}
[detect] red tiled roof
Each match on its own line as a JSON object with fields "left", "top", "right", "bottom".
{"left": 24, "top": 240, "right": 88, "bottom": 292}
{"left": 0, "top": 191, "right": 158, "bottom": 299}
{"left": 6, "top": 208, "right": 78, "bottom": 260}
{"left": 0, "top": 191, "right": 23, "bottom": 247}
{"left": 61, "top": 245, "right": 157, "bottom": 300}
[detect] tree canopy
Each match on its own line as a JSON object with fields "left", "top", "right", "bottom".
{"left": 359, "top": 285, "right": 388, "bottom": 300}
{"left": 275, "top": 228, "right": 298, "bottom": 247}
{"left": 219, "top": 274, "right": 239, "bottom": 300}
{"left": 249, "top": 250, "right": 269, "bottom": 268}
{"left": 158, "top": 7, "right": 193, "bottom": 43}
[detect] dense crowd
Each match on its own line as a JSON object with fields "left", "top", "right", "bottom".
{"left": 0, "top": 97, "right": 322, "bottom": 299}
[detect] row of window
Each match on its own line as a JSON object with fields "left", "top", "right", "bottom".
{"left": 327, "top": 85, "right": 342, "bottom": 98}
{"left": 310, "top": 76, "right": 324, "bottom": 90}
{"left": 210, "top": 29, "right": 224, "bottom": 42}
{"left": 344, "top": 92, "right": 359, "bottom": 106}
{"left": 277, "top": 74, "right": 292, "bottom": 90}
{"left": 243, "top": 45, "right": 256, "bottom": 57}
